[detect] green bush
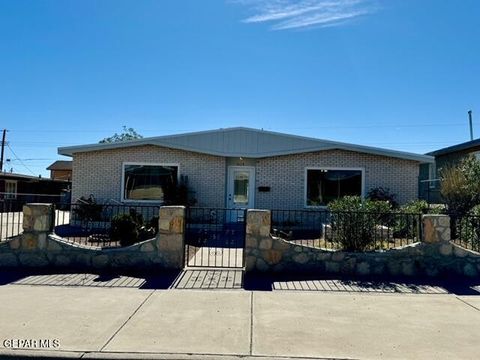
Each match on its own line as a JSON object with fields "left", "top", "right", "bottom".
{"left": 328, "top": 196, "right": 392, "bottom": 251}
{"left": 455, "top": 205, "right": 480, "bottom": 250}
{"left": 393, "top": 200, "right": 441, "bottom": 239}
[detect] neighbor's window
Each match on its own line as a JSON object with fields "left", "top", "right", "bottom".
{"left": 123, "top": 164, "right": 178, "bottom": 202}
{"left": 5, "top": 180, "right": 17, "bottom": 199}
{"left": 306, "top": 169, "right": 362, "bottom": 206}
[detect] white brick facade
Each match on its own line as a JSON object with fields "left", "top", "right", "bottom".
{"left": 72, "top": 146, "right": 419, "bottom": 209}
{"left": 255, "top": 150, "right": 419, "bottom": 208}
{"left": 72, "top": 145, "right": 225, "bottom": 207}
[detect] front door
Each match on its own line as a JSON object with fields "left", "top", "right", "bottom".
{"left": 226, "top": 166, "right": 255, "bottom": 216}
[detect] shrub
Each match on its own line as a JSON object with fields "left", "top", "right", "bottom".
{"left": 110, "top": 214, "right": 139, "bottom": 247}
{"left": 73, "top": 195, "right": 103, "bottom": 222}
{"left": 399, "top": 200, "right": 428, "bottom": 214}
{"left": 367, "top": 187, "right": 398, "bottom": 208}
{"left": 456, "top": 205, "right": 480, "bottom": 250}
{"left": 440, "top": 155, "right": 480, "bottom": 216}
{"left": 328, "top": 196, "right": 392, "bottom": 251}
{"left": 147, "top": 216, "right": 159, "bottom": 233}
{"left": 110, "top": 209, "right": 158, "bottom": 246}
{"left": 163, "top": 175, "right": 197, "bottom": 206}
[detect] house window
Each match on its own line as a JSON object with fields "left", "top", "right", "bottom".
{"left": 428, "top": 163, "right": 437, "bottom": 189}
{"left": 122, "top": 163, "right": 178, "bottom": 202}
{"left": 5, "top": 180, "right": 17, "bottom": 199}
{"left": 306, "top": 168, "right": 363, "bottom": 206}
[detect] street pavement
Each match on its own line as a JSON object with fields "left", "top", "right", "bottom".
{"left": 0, "top": 270, "right": 479, "bottom": 359}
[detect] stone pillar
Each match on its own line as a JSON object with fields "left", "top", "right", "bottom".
{"left": 21, "top": 203, "right": 54, "bottom": 251}
{"left": 157, "top": 206, "right": 185, "bottom": 269}
{"left": 245, "top": 209, "right": 271, "bottom": 271}
{"left": 422, "top": 214, "right": 451, "bottom": 243}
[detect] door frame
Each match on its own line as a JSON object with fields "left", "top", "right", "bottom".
{"left": 226, "top": 166, "right": 255, "bottom": 209}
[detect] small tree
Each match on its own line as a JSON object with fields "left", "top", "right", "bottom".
{"left": 440, "top": 155, "right": 480, "bottom": 216}
{"left": 99, "top": 126, "right": 143, "bottom": 143}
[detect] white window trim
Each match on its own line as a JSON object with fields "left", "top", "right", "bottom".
{"left": 120, "top": 162, "right": 180, "bottom": 203}
{"left": 304, "top": 167, "right": 365, "bottom": 208}
{"left": 5, "top": 180, "right": 17, "bottom": 199}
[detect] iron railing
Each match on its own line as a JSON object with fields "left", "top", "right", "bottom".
{"left": 450, "top": 213, "right": 480, "bottom": 252}
{"left": 185, "top": 207, "right": 246, "bottom": 268}
{"left": 54, "top": 203, "right": 160, "bottom": 248}
{"left": 0, "top": 200, "right": 26, "bottom": 241}
{"left": 271, "top": 209, "right": 422, "bottom": 251}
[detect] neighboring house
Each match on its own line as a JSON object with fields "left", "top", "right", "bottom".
{"left": 419, "top": 138, "right": 480, "bottom": 203}
{"left": 47, "top": 160, "right": 72, "bottom": 181}
{"left": 58, "top": 127, "right": 433, "bottom": 209}
{"left": 0, "top": 172, "right": 71, "bottom": 207}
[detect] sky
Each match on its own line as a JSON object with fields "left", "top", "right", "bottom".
{"left": 0, "top": 0, "right": 479, "bottom": 177}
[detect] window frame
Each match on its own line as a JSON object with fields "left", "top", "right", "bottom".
{"left": 304, "top": 167, "right": 365, "bottom": 208}
{"left": 4, "top": 180, "right": 17, "bottom": 200}
{"left": 428, "top": 162, "right": 437, "bottom": 189}
{"left": 120, "top": 162, "right": 181, "bottom": 203}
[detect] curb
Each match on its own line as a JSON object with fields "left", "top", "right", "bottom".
{"left": 0, "top": 349, "right": 345, "bottom": 360}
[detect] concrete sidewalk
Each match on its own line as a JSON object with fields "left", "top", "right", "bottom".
{"left": 0, "top": 278, "right": 480, "bottom": 360}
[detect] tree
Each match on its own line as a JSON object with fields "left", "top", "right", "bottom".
{"left": 440, "top": 154, "right": 480, "bottom": 216}
{"left": 99, "top": 126, "right": 143, "bottom": 143}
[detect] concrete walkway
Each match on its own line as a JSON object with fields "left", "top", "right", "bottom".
{"left": 0, "top": 273, "right": 480, "bottom": 359}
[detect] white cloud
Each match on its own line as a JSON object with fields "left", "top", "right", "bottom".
{"left": 232, "top": 0, "right": 377, "bottom": 30}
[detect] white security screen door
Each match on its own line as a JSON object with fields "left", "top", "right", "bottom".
{"left": 226, "top": 166, "right": 255, "bottom": 211}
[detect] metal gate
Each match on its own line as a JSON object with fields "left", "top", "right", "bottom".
{"left": 185, "top": 208, "right": 246, "bottom": 268}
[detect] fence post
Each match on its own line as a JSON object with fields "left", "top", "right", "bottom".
{"left": 422, "top": 214, "right": 451, "bottom": 243}
{"left": 245, "top": 209, "right": 271, "bottom": 272}
{"left": 157, "top": 206, "right": 185, "bottom": 269}
{"left": 22, "top": 203, "right": 54, "bottom": 250}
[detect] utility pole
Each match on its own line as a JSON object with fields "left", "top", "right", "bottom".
{"left": 468, "top": 110, "right": 474, "bottom": 141}
{"left": 0, "top": 129, "right": 6, "bottom": 173}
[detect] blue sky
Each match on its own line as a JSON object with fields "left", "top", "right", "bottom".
{"left": 0, "top": 0, "right": 479, "bottom": 177}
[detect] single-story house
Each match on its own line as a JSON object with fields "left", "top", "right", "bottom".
{"left": 0, "top": 172, "right": 71, "bottom": 210}
{"left": 419, "top": 137, "right": 480, "bottom": 203}
{"left": 58, "top": 127, "right": 433, "bottom": 209}
{"left": 47, "top": 160, "right": 72, "bottom": 181}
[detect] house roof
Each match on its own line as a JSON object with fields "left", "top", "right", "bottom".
{"left": 58, "top": 127, "right": 434, "bottom": 163}
{"left": 426, "top": 138, "right": 480, "bottom": 157}
{"left": 0, "top": 172, "right": 68, "bottom": 182}
{"left": 47, "top": 160, "right": 72, "bottom": 171}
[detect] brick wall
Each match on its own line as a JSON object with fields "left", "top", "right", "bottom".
{"left": 255, "top": 149, "right": 419, "bottom": 209}
{"left": 72, "top": 145, "right": 225, "bottom": 207}
{"left": 72, "top": 146, "right": 420, "bottom": 209}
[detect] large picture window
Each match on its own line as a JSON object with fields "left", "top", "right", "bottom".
{"left": 306, "top": 168, "right": 363, "bottom": 206}
{"left": 122, "top": 163, "right": 178, "bottom": 202}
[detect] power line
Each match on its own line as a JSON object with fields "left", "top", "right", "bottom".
{"left": 6, "top": 143, "right": 36, "bottom": 176}
{"left": 6, "top": 122, "right": 470, "bottom": 133}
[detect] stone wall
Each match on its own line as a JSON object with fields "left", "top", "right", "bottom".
{"left": 245, "top": 211, "right": 480, "bottom": 277}
{"left": 0, "top": 204, "right": 185, "bottom": 270}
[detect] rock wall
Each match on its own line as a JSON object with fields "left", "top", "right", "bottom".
{"left": 245, "top": 211, "right": 480, "bottom": 277}
{"left": 0, "top": 204, "right": 185, "bottom": 270}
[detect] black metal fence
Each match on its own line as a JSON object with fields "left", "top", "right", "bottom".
{"left": 54, "top": 203, "right": 160, "bottom": 248}
{"left": 0, "top": 200, "right": 26, "bottom": 241}
{"left": 271, "top": 209, "right": 422, "bottom": 251}
{"left": 185, "top": 208, "right": 246, "bottom": 268}
{"left": 450, "top": 214, "right": 480, "bottom": 252}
